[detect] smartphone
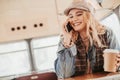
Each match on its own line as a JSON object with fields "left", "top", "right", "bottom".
{"left": 66, "top": 22, "right": 73, "bottom": 32}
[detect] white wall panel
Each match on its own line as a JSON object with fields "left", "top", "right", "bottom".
{"left": 0, "top": 0, "right": 60, "bottom": 43}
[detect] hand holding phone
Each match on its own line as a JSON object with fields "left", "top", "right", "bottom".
{"left": 66, "top": 22, "right": 73, "bottom": 32}
{"left": 62, "top": 22, "right": 74, "bottom": 48}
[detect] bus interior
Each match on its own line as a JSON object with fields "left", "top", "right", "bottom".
{"left": 0, "top": 0, "right": 120, "bottom": 80}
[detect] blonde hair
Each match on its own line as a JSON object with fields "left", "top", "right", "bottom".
{"left": 71, "top": 11, "right": 106, "bottom": 47}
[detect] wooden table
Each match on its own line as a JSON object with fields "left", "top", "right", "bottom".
{"left": 15, "top": 72, "right": 120, "bottom": 80}
{"left": 65, "top": 72, "right": 120, "bottom": 80}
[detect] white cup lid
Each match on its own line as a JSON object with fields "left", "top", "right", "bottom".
{"left": 103, "top": 49, "right": 119, "bottom": 54}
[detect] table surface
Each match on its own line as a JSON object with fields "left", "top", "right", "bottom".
{"left": 65, "top": 72, "right": 120, "bottom": 80}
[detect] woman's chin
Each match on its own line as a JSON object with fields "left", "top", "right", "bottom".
{"left": 74, "top": 28, "right": 82, "bottom": 31}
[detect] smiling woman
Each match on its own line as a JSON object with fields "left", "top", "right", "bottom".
{"left": 68, "top": 9, "right": 86, "bottom": 32}
{"left": 54, "top": 0, "right": 120, "bottom": 79}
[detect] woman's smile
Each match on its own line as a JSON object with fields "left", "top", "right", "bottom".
{"left": 73, "top": 22, "right": 82, "bottom": 26}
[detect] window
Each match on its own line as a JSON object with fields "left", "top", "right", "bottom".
{"left": 0, "top": 41, "right": 31, "bottom": 77}
{"left": 0, "top": 35, "right": 60, "bottom": 77}
{"left": 101, "top": 13, "right": 120, "bottom": 44}
{"left": 32, "top": 36, "right": 59, "bottom": 72}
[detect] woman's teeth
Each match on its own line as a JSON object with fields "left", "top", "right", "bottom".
{"left": 74, "top": 22, "right": 81, "bottom": 26}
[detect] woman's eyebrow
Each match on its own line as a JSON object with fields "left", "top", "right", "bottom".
{"left": 68, "top": 10, "right": 83, "bottom": 16}
{"left": 76, "top": 11, "right": 83, "bottom": 14}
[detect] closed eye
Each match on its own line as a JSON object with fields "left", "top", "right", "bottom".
{"left": 76, "top": 13, "right": 83, "bottom": 16}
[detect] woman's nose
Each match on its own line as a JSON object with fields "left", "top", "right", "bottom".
{"left": 72, "top": 16, "right": 79, "bottom": 21}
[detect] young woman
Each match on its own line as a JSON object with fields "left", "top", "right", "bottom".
{"left": 54, "top": 1, "right": 120, "bottom": 79}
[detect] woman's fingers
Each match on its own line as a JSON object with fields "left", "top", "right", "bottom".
{"left": 116, "top": 54, "right": 120, "bottom": 63}
{"left": 62, "top": 19, "right": 69, "bottom": 32}
{"left": 116, "top": 58, "right": 120, "bottom": 62}
{"left": 62, "top": 18, "right": 72, "bottom": 33}
{"left": 117, "top": 53, "right": 120, "bottom": 58}
{"left": 116, "top": 63, "right": 120, "bottom": 71}
{"left": 116, "top": 54, "right": 120, "bottom": 71}
{"left": 61, "top": 19, "right": 73, "bottom": 48}
{"left": 62, "top": 23, "right": 67, "bottom": 34}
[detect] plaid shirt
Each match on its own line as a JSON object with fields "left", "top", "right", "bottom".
{"left": 55, "top": 27, "right": 120, "bottom": 78}
{"left": 74, "top": 31, "right": 109, "bottom": 74}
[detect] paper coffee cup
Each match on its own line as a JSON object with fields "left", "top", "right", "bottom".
{"left": 103, "top": 49, "right": 119, "bottom": 72}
